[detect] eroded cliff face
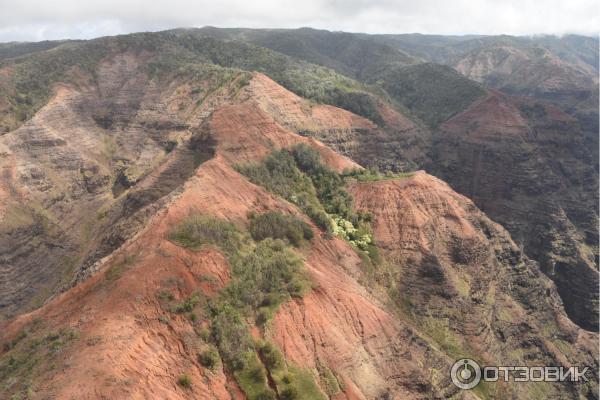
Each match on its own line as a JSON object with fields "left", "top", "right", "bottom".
{"left": 0, "top": 71, "right": 596, "bottom": 400}
{"left": 0, "top": 52, "right": 242, "bottom": 318}
{"left": 243, "top": 72, "right": 432, "bottom": 173}
{"left": 430, "top": 92, "right": 599, "bottom": 331}
{"left": 317, "top": 86, "right": 599, "bottom": 333}
{"left": 350, "top": 173, "right": 598, "bottom": 398}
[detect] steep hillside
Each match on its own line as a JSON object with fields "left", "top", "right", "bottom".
{"left": 372, "top": 63, "right": 486, "bottom": 128}
{"left": 0, "top": 31, "right": 394, "bottom": 320}
{"left": 350, "top": 173, "right": 598, "bottom": 399}
{"left": 0, "top": 49, "right": 242, "bottom": 319}
{"left": 212, "top": 28, "right": 599, "bottom": 333}
{"left": 431, "top": 92, "right": 599, "bottom": 331}
{"left": 226, "top": 27, "right": 419, "bottom": 81}
{"left": 0, "top": 72, "right": 597, "bottom": 400}
{"left": 374, "top": 33, "right": 600, "bottom": 148}
{"left": 225, "top": 28, "right": 598, "bottom": 155}
{"left": 0, "top": 30, "right": 597, "bottom": 399}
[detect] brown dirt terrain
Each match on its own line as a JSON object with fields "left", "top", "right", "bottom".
{"left": 1, "top": 69, "right": 451, "bottom": 399}
{"left": 0, "top": 160, "right": 440, "bottom": 399}
{"left": 0, "top": 46, "right": 597, "bottom": 400}
{"left": 350, "top": 173, "right": 598, "bottom": 399}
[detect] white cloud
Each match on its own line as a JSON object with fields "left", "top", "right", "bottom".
{"left": 0, "top": 0, "right": 597, "bottom": 42}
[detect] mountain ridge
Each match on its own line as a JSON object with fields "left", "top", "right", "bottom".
{"left": 0, "top": 28, "right": 597, "bottom": 399}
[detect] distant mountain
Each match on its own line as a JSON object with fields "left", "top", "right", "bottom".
{"left": 373, "top": 33, "right": 600, "bottom": 142}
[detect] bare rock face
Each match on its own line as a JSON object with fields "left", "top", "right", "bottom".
{"left": 455, "top": 45, "right": 598, "bottom": 97}
{"left": 309, "top": 87, "right": 598, "bottom": 333}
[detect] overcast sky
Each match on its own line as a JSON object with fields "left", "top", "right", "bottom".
{"left": 0, "top": 0, "right": 598, "bottom": 42}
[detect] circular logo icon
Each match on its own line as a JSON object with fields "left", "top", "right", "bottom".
{"left": 451, "top": 358, "right": 482, "bottom": 390}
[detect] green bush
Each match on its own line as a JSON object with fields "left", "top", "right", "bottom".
{"left": 174, "top": 293, "right": 201, "bottom": 313}
{"left": 343, "top": 167, "right": 414, "bottom": 182}
{"left": 258, "top": 342, "right": 283, "bottom": 370}
{"left": 255, "top": 391, "right": 277, "bottom": 400}
{"left": 168, "top": 215, "right": 325, "bottom": 400}
{"left": 238, "top": 145, "right": 380, "bottom": 264}
{"left": 249, "top": 211, "right": 313, "bottom": 246}
{"left": 178, "top": 375, "right": 192, "bottom": 388}
{"left": 237, "top": 150, "right": 329, "bottom": 232}
{"left": 249, "top": 365, "right": 265, "bottom": 383}
{"left": 280, "top": 386, "right": 300, "bottom": 400}
{"left": 168, "top": 214, "right": 242, "bottom": 254}
{"left": 226, "top": 239, "right": 308, "bottom": 310}
{"left": 304, "top": 205, "right": 332, "bottom": 232}
{"left": 198, "top": 347, "right": 220, "bottom": 369}
{"left": 209, "top": 304, "right": 252, "bottom": 371}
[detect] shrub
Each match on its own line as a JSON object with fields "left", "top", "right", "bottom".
{"left": 281, "top": 373, "right": 293, "bottom": 384}
{"left": 174, "top": 294, "right": 201, "bottom": 313}
{"left": 305, "top": 205, "right": 332, "bottom": 233}
{"left": 198, "top": 347, "right": 220, "bottom": 369}
{"left": 249, "top": 211, "right": 313, "bottom": 246}
{"left": 237, "top": 150, "right": 329, "bottom": 232}
{"left": 238, "top": 145, "right": 381, "bottom": 264}
{"left": 226, "top": 239, "right": 308, "bottom": 310}
{"left": 255, "top": 391, "right": 277, "bottom": 400}
{"left": 255, "top": 309, "right": 270, "bottom": 326}
{"left": 249, "top": 365, "right": 265, "bottom": 383}
{"left": 210, "top": 304, "right": 252, "bottom": 371}
{"left": 258, "top": 342, "right": 282, "bottom": 370}
{"left": 168, "top": 214, "right": 241, "bottom": 254}
{"left": 280, "top": 385, "right": 299, "bottom": 400}
{"left": 178, "top": 374, "right": 192, "bottom": 388}
{"left": 291, "top": 143, "right": 321, "bottom": 173}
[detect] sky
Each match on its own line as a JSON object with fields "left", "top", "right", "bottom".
{"left": 0, "top": 0, "right": 598, "bottom": 42}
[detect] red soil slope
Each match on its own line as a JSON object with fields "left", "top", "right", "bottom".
{"left": 0, "top": 73, "right": 596, "bottom": 400}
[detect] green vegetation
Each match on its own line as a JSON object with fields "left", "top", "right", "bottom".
{"left": 249, "top": 211, "right": 313, "bottom": 247}
{"left": 178, "top": 374, "right": 192, "bottom": 388}
{"left": 0, "top": 30, "right": 386, "bottom": 134}
{"left": 343, "top": 167, "right": 414, "bottom": 182}
{"left": 256, "top": 340, "right": 327, "bottom": 400}
{"left": 169, "top": 214, "right": 321, "bottom": 399}
{"left": 318, "top": 363, "right": 342, "bottom": 396}
{"left": 237, "top": 149, "right": 332, "bottom": 232}
{"left": 218, "top": 238, "right": 308, "bottom": 317}
{"left": 0, "top": 321, "right": 79, "bottom": 399}
{"left": 173, "top": 293, "right": 202, "bottom": 314}
{"left": 198, "top": 346, "right": 220, "bottom": 369}
{"left": 238, "top": 144, "right": 379, "bottom": 263}
{"left": 234, "top": 352, "right": 275, "bottom": 399}
{"left": 168, "top": 215, "right": 242, "bottom": 254}
{"left": 376, "top": 63, "right": 486, "bottom": 128}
